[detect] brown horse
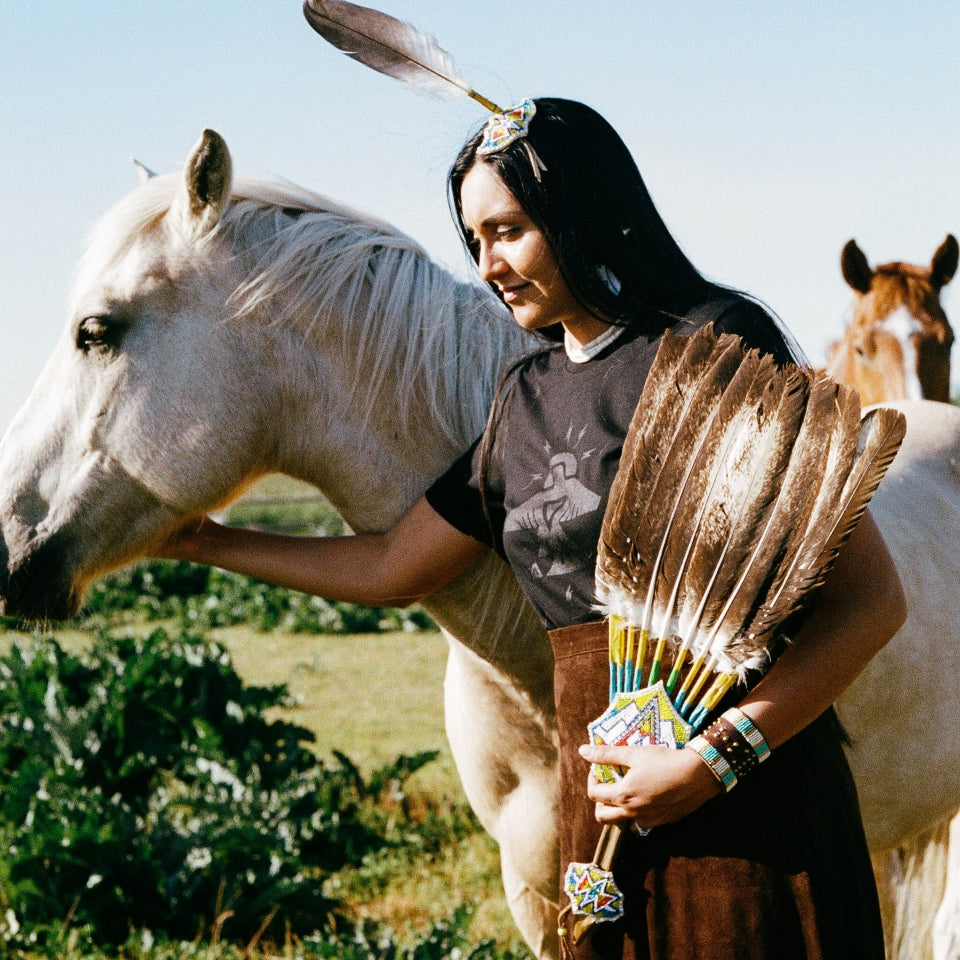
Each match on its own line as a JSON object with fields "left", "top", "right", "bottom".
{"left": 825, "top": 235, "right": 957, "bottom": 404}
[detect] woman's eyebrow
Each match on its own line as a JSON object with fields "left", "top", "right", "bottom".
{"left": 476, "top": 208, "right": 525, "bottom": 230}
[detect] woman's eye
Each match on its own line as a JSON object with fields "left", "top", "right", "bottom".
{"left": 496, "top": 226, "right": 521, "bottom": 240}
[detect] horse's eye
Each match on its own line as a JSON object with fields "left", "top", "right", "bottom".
{"left": 76, "top": 316, "right": 121, "bottom": 353}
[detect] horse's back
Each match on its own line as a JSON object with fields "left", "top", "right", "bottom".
{"left": 839, "top": 399, "right": 960, "bottom": 848}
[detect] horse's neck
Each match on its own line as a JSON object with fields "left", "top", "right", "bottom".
{"left": 424, "top": 549, "right": 554, "bottom": 721}
{"left": 262, "top": 272, "right": 530, "bottom": 531}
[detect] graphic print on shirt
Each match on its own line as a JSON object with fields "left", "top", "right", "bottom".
{"left": 503, "top": 424, "right": 602, "bottom": 580}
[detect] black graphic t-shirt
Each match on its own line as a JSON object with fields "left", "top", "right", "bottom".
{"left": 426, "top": 298, "right": 792, "bottom": 630}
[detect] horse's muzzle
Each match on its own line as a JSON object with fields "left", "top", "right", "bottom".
{"left": 0, "top": 532, "right": 81, "bottom": 623}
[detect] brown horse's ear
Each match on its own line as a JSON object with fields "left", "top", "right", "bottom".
{"left": 170, "top": 129, "right": 233, "bottom": 240}
{"left": 841, "top": 239, "right": 873, "bottom": 293}
{"left": 930, "top": 234, "right": 959, "bottom": 290}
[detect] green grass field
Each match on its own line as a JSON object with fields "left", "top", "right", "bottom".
{"left": 214, "top": 624, "right": 525, "bottom": 947}
{"left": 215, "top": 626, "right": 457, "bottom": 789}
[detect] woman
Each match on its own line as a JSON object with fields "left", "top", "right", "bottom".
{"left": 160, "top": 99, "right": 905, "bottom": 959}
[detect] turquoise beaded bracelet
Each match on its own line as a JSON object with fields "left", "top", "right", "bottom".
{"left": 689, "top": 708, "right": 771, "bottom": 793}
{"left": 723, "top": 706, "right": 771, "bottom": 764}
{"left": 688, "top": 734, "right": 738, "bottom": 792}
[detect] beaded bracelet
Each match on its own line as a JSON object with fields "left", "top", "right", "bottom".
{"left": 687, "top": 734, "right": 738, "bottom": 792}
{"left": 689, "top": 708, "right": 771, "bottom": 792}
{"left": 722, "top": 706, "right": 771, "bottom": 764}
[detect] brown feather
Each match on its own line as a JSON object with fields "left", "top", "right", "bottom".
{"left": 740, "top": 389, "right": 889, "bottom": 652}
{"left": 814, "top": 406, "right": 907, "bottom": 574}
{"left": 596, "top": 330, "right": 762, "bottom": 630}
{"left": 704, "top": 375, "right": 851, "bottom": 669}
{"left": 676, "top": 366, "right": 809, "bottom": 658}
{"left": 302, "top": 0, "right": 499, "bottom": 109}
{"left": 596, "top": 328, "right": 743, "bottom": 612}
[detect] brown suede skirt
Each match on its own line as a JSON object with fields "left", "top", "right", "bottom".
{"left": 550, "top": 621, "right": 884, "bottom": 960}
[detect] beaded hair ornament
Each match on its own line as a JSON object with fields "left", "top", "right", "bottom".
{"left": 477, "top": 99, "right": 547, "bottom": 178}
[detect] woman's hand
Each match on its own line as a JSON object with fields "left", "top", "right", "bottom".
{"left": 156, "top": 515, "right": 220, "bottom": 563}
{"left": 578, "top": 742, "right": 722, "bottom": 830}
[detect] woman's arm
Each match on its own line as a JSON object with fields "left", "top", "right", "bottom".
{"left": 580, "top": 509, "right": 906, "bottom": 828}
{"left": 156, "top": 496, "right": 488, "bottom": 608}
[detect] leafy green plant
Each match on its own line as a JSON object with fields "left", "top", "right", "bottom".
{"left": 0, "top": 629, "right": 440, "bottom": 949}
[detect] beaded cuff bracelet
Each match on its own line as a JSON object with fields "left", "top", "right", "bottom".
{"left": 722, "top": 706, "right": 771, "bottom": 764}
{"left": 692, "top": 707, "right": 772, "bottom": 793}
{"left": 688, "top": 734, "right": 738, "bottom": 792}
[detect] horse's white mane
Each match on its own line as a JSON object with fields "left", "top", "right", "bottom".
{"left": 73, "top": 172, "right": 531, "bottom": 451}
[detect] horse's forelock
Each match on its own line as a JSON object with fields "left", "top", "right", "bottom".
{"left": 859, "top": 263, "right": 951, "bottom": 328}
{"left": 70, "top": 175, "right": 179, "bottom": 308}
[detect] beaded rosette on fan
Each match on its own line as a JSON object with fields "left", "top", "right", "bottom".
{"left": 561, "top": 324, "right": 905, "bottom": 940}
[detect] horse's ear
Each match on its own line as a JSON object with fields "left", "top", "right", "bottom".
{"left": 132, "top": 159, "right": 156, "bottom": 183}
{"left": 930, "top": 234, "right": 959, "bottom": 290}
{"left": 841, "top": 239, "right": 873, "bottom": 294}
{"left": 171, "top": 129, "right": 233, "bottom": 240}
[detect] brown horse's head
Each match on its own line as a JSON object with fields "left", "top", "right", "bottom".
{"left": 825, "top": 235, "right": 957, "bottom": 404}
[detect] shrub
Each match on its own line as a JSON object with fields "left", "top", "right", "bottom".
{"left": 0, "top": 629, "right": 438, "bottom": 949}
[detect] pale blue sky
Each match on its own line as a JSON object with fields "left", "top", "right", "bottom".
{"left": 2, "top": 2, "right": 957, "bottom": 432}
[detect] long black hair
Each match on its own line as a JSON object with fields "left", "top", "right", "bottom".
{"left": 450, "top": 98, "right": 805, "bottom": 539}
{"left": 449, "top": 97, "right": 735, "bottom": 334}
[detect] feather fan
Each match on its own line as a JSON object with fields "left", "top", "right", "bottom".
{"left": 595, "top": 323, "right": 906, "bottom": 689}
{"left": 302, "top": 0, "right": 501, "bottom": 111}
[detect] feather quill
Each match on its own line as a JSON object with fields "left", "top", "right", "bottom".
{"left": 302, "top": 0, "right": 501, "bottom": 111}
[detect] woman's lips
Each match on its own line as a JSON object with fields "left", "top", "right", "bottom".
{"left": 501, "top": 283, "right": 529, "bottom": 303}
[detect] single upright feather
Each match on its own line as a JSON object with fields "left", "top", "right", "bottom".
{"left": 817, "top": 406, "right": 906, "bottom": 565}
{"left": 303, "top": 0, "right": 501, "bottom": 111}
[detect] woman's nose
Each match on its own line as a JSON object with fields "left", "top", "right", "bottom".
{"left": 478, "top": 243, "right": 508, "bottom": 282}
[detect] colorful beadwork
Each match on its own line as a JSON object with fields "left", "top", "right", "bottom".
{"left": 723, "top": 706, "right": 771, "bottom": 763}
{"left": 697, "top": 711, "right": 766, "bottom": 787}
{"left": 688, "top": 733, "right": 738, "bottom": 792}
{"left": 587, "top": 681, "right": 692, "bottom": 784}
{"left": 563, "top": 861, "right": 625, "bottom": 921}
{"left": 477, "top": 98, "right": 536, "bottom": 155}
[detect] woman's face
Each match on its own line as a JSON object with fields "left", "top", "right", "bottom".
{"left": 459, "top": 162, "right": 610, "bottom": 345}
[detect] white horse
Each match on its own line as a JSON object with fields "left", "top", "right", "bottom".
{"left": 1, "top": 130, "right": 958, "bottom": 960}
